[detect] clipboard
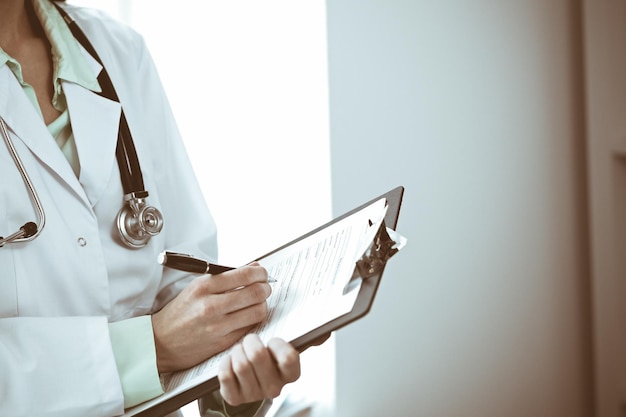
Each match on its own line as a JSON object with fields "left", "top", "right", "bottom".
{"left": 126, "top": 186, "right": 405, "bottom": 417}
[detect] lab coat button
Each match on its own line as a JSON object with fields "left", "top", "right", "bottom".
{"left": 77, "top": 237, "right": 87, "bottom": 247}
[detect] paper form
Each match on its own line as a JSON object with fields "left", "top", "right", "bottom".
{"left": 125, "top": 197, "right": 388, "bottom": 416}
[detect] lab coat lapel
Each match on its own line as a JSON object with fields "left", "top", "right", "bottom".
{"left": 64, "top": 81, "right": 121, "bottom": 207}
{"left": 0, "top": 65, "right": 87, "bottom": 204}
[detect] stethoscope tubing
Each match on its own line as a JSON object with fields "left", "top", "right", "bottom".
{"left": 59, "top": 9, "right": 146, "bottom": 198}
{"left": 0, "top": 117, "right": 46, "bottom": 245}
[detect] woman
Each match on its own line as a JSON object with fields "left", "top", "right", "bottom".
{"left": 0, "top": 0, "right": 302, "bottom": 416}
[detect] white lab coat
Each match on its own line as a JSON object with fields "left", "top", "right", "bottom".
{"left": 0, "top": 3, "right": 217, "bottom": 416}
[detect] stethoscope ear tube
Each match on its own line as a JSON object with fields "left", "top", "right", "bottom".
{"left": 0, "top": 118, "right": 45, "bottom": 247}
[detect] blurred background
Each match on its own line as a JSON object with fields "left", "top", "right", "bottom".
{"left": 69, "top": 1, "right": 625, "bottom": 416}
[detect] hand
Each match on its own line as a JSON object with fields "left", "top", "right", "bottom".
{"left": 218, "top": 335, "right": 301, "bottom": 406}
{"left": 301, "top": 333, "right": 331, "bottom": 351}
{"left": 151, "top": 265, "right": 271, "bottom": 373}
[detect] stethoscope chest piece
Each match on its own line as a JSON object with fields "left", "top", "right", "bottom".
{"left": 116, "top": 192, "right": 164, "bottom": 248}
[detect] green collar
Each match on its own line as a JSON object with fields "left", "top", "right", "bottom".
{"left": 0, "top": 0, "right": 101, "bottom": 111}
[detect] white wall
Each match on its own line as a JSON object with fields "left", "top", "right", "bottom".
{"left": 326, "top": 1, "right": 592, "bottom": 416}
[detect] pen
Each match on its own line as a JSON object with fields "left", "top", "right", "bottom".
{"left": 158, "top": 251, "right": 277, "bottom": 282}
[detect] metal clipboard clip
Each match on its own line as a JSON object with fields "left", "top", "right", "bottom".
{"left": 344, "top": 220, "right": 407, "bottom": 294}
{"left": 356, "top": 220, "right": 406, "bottom": 278}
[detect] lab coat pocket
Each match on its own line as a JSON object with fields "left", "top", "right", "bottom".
{"left": 0, "top": 213, "right": 18, "bottom": 317}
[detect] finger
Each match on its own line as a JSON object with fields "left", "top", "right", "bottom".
{"left": 301, "top": 333, "right": 332, "bottom": 351}
{"left": 267, "top": 338, "right": 301, "bottom": 383}
{"left": 219, "top": 281, "right": 271, "bottom": 312}
{"left": 216, "top": 302, "right": 269, "bottom": 334}
{"left": 212, "top": 326, "right": 252, "bottom": 356}
{"left": 206, "top": 265, "right": 268, "bottom": 293}
{"left": 218, "top": 351, "right": 242, "bottom": 406}
{"left": 227, "top": 342, "right": 263, "bottom": 405}
{"left": 241, "top": 334, "right": 283, "bottom": 398}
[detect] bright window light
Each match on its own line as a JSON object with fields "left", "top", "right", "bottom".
{"left": 127, "top": 0, "right": 332, "bottom": 264}
{"left": 66, "top": 1, "right": 334, "bottom": 416}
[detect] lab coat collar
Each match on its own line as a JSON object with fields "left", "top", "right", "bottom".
{"left": 0, "top": 65, "right": 85, "bottom": 205}
{"left": 0, "top": 48, "right": 121, "bottom": 209}
{"left": 68, "top": 44, "right": 122, "bottom": 207}
{"left": 66, "top": 80, "right": 121, "bottom": 207}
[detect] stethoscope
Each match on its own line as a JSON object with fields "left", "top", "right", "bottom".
{"left": 0, "top": 7, "right": 163, "bottom": 249}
